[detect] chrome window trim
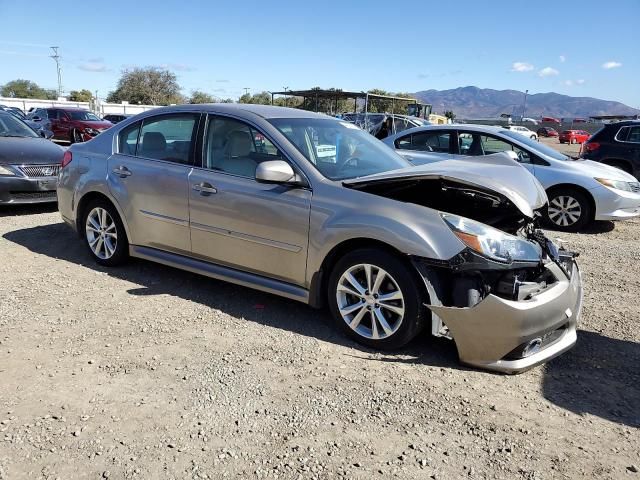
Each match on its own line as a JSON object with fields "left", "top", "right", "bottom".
{"left": 615, "top": 126, "right": 640, "bottom": 144}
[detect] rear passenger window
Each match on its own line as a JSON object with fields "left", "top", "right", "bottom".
{"left": 616, "top": 127, "right": 629, "bottom": 142}
{"left": 203, "top": 116, "right": 283, "bottom": 178}
{"left": 137, "top": 114, "right": 198, "bottom": 164}
{"left": 118, "top": 121, "right": 141, "bottom": 155}
{"left": 628, "top": 127, "right": 640, "bottom": 143}
{"left": 410, "top": 131, "right": 450, "bottom": 153}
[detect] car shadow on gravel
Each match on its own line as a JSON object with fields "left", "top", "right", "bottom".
{"left": 544, "top": 220, "right": 615, "bottom": 235}
{"left": 0, "top": 203, "right": 58, "bottom": 217}
{"left": 543, "top": 330, "right": 640, "bottom": 428}
{"left": 3, "top": 222, "right": 461, "bottom": 370}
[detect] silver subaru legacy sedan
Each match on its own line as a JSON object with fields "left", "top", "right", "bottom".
{"left": 57, "top": 104, "right": 583, "bottom": 373}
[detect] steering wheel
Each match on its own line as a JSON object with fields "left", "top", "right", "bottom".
{"left": 516, "top": 150, "right": 526, "bottom": 163}
{"left": 336, "top": 156, "right": 360, "bottom": 175}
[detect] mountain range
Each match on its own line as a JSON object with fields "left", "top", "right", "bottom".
{"left": 414, "top": 86, "right": 639, "bottom": 119}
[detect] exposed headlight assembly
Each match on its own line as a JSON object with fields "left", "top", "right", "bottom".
{"left": 595, "top": 178, "right": 633, "bottom": 192}
{"left": 441, "top": 213, "right": 542, "bottom": 263}
{"left": 0, "top": 165, "right": 16, "bottom": 176}
{"left": 84, "top": 127, "right": 100, "bottom": 135}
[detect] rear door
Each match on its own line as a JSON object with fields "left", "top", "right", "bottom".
{"left": 46, "top": 109, "right": 64, "bottom": 139}
{"left": 188, "top": 114, "right": 311, "bottom": 285}
{"left": 107, "top": 112, "right": 201, "bottom": 255}
{"left": 455, "top": 130, "right": 537, "bottom": 175}
{"left": 393, "top": 130, "right": 453, "bottom": 165}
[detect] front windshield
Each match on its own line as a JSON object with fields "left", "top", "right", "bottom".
{"left": 0, "top": 112, "right": 39, "bottom": 138}
{"left": 269, "top": 118, "right": 410, "bottom": 180}
{"left": 68, "top": 110, "right": 101, "bottom": 121}
{"left": 501, "top": 130, "right": 569, "bottom": 161}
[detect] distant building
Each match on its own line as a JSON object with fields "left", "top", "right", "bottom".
{"left": 589, "top": 114, "right": 640, "bottom": 124}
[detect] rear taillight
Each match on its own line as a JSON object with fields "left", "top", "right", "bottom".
{"left": 584, "top": 142, "right": 600, "bottom": 153}
{"left": 61, "top": 150, "right": 73, "bottom": 168}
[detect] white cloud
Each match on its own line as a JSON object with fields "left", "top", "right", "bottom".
{"left": 78, "top": 62, "right": 109, "bottom": 72}
{"left": 563, "top": 80, "right": 573, "bottom": 86}
{"left": 538, "top": 67, "right": 559, "bottom": 77}
{"left": 576, "top": 79, "right": 585, "bottom": 85}
{"left": 559, "top": 55, "right": 566, "bottom": 63}
{"left": 511, "top": 62, "right": 534, "bottom": 72}
{"left": 602, "top": 61, "right": 622, "bottom": 69}
{"left": 158, "top": 63, "right": 195, "bottom": 72}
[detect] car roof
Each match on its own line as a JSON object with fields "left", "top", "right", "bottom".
{"left": 140, "top": 103, "right": 330, "bottom": 120}
{"left": 606, "top": 120, "right": 640, "bottom": 127}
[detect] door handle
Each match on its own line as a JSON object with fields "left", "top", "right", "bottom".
{"left": 112, "top": 166, "right": 132, "bottom": 177}
{"left": 192, "top": 182, "right": 217, "bottom": 195}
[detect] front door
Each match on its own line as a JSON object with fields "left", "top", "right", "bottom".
{"left": 107, "top": 112, "right": 201, "bottom": 255}
{"left": 189, "top": 115, "right": 311, "bottom": 285}
{"left": 455, "top": 131, "right": 536, "bottom": 176}
{"left": 393, "top": 129, "right": 453, "bottom": 166}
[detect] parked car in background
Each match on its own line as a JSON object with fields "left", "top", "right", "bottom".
{"left": 1, "top": 105, "right": 54, "bottom": 139}
{"left": 541, "top": 116, "right": 561, "bottom": 124}
{"left": 27, "top": 107, "right": 113, "bottom": 143}
{"left": 57, "top": 104, "right": 583, "bottom": 373}
{"left": 559, "top": 130, "right": 590, "bottom": 144}
{"left": 0, "top": 111, "right": 64, "bottom": 204}
{"left": 103, "top": 113, "right": 133, "bottom": 124}
{"left": 581, "top": 121, "right": 640, "bottom": 179}
{"left": 342, "top": 113, "right": 429, "bottom": 139}
{"left": 537, "top": 127, "right": 559, "bottom": 137}
{"left": 383, "top": 124, "right": 640, "bottom": 231}
{"left": 506, "top": 125, "right": 538, "bottom": 140}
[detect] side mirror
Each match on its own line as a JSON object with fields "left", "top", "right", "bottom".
{"left": 32, "top": 116, "right": 42, "bottom": 122}
{"left": 41, "top": 130, "right": 54, "bottom": 139}
{"left": 255, "top": 160, "right": 298, "bottom": 184}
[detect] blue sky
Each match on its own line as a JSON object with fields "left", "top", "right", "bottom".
{"left": 1, "top": 0, "right": 638, "bottom": 107}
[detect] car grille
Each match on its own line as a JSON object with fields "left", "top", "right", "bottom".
{"left": 10, "top": 191, "right": 57, "bottom": 200}
{"left": 18, "top": 164, "right": 60, "bottom": 177}
{"left": 629, "top": 182, "right": 640, "bottom": 193}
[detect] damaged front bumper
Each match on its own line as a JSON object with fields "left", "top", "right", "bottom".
{"left": 422, "top": 261, "right": 582, "bottom": 374}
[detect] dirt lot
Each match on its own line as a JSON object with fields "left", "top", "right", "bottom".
{"left": 1, "top": 204, "right": 639, "bottom": 480}
{"left": 538, "top": 136, "right": 584, "bottom": 157}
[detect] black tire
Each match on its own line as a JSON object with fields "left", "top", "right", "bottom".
{"left": 545, "top": 188, "right": 593, "bottom": 232}
{"left": 81, "top": 198, "right": 129, "bottom": 266}
{"left": 570, "top": 138, "right": 576, "bottom": 144}
{"left": 327, "top": 248, "right": 428, "bottom": 350}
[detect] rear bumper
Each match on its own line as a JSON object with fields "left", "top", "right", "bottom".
{"left": 427, "top": 262, "right": 582, "bottom": 374}
{"left": 0, "top": 176, "right": 58, "bottom": 204}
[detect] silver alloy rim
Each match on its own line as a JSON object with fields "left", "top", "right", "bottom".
{"left": 548, "top": 195, "right": 582, "bottom": 227}
{"left": 85, "top": 207, "right": 117, "bottom": 259}
{"left": 336, "top": 264, "right": 405, "bottom": 340}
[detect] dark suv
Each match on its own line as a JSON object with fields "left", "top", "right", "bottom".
{"left": 27, "top": 107, "right": 113, "bottom": 143}
{"left": 582, "top": 121, "right": 640, "bottom": 179}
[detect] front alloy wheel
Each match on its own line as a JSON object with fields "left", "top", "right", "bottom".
{"left": 546, "top": 190, "right": 591, "bottom": 231}
{"left": 336, "top": 264, "right": 405, "bottom": 340}
{"left": 328, "top": 249, "right": 427, "bottom": 349}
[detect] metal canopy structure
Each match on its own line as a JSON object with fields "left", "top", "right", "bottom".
{"left": 269, "top": 89, "right": 419, "bottom": 115}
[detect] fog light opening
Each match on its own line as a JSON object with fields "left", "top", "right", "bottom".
{"left": 522, "top": 338, "right": 543, "bottom": 357}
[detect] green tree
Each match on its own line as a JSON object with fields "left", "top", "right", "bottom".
{"left": 239, "top": 91, "right": 272, "bottom": 105}
{"left": 189, "top": 90, "right": 216, "bottom": 104}
{"left": 444, "top": 110, "right": 456, "bottom": 121}
{"left": 68, "top": 89, "right": 93, "bottom": 102}
{"left": 366, "top": 89, "right": 414, "bottom": 114}
{"left": 220, "top": 98, "right": 234, "bottom": 103}
{"left": 1, "top": 79, "right": 56, "bottom": 99}
{"left": 106, "top": 67, "right": 183, "bottom": 105}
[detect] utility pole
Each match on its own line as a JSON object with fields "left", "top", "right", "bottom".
{"left": 521, "top": 89, "right": 529, "bottom": 121}
{"left": 50, "top": 46, "right": 63, "bottom": 98}
{"left": 243, "top": 87, "right": 250, "bottom": 96}
{"left": 283, "top": 86, "right": 289, "bottom": 108}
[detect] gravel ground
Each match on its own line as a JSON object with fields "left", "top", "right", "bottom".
{"left": 537, "top": 136, "right": 584, "bottom": 157}
{"left": 0, "top": 204, "right": 639, "bottom": 480}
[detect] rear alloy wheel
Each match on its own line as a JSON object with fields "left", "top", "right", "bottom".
{"left": 570, "top": 137, "right": 577, "bottom": 144}
{"left": 328, "top": 249, "right": 427, "bottom": 349}
{"left": 546, "top": 190, "right": 592, "bottom": 232}
{"left": 82, "top": 199, "right": 129, "bottom": 266}
{"left": 70, "top": 129, "right": 83, "bottom": 144}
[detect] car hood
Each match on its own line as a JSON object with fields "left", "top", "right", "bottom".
{"left": 0, "top": 137, "right": 65, "bottom": 165}
{"left": 344, "top": 153, "right": 548, "bottom": 219}
{"left": 561, "top": 159, "right": 638, "bottom": 182}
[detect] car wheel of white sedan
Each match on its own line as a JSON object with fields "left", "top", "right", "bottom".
{"left": 545, "top": 189, "right": 592, "bottom": 232}
{"left": 328, "top": 248, "right": 427, "bottom": 349}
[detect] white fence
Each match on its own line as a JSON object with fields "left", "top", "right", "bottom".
{"left": 0, "top": 96, "right": 158, "bottom": 117}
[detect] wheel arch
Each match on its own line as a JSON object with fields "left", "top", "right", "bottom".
{"left": 75, "top": 190, "right": 132, "bottom": 242}
{"left": 308, "top": 237, "right": 420, "bottom": 309}
{"left": 545, "top": 183, "right": 596, "bottom": 222}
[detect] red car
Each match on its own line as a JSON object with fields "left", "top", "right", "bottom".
{"left": 541, "top": 116, "right": 561, "bottom": 124}
{"left": 559, "top": 130, "right": 591, "bottom": 144}
{"left": 28, "top": 107, "right": 113, "bottom": 143}
{"left": 537, "top": 127, "right": 559, "bottom": 137}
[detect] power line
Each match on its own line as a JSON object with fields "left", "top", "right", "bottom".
{"left": 50, "top": 46, "right": 63, "bottom": 98}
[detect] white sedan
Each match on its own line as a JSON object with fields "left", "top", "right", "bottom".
{"left": 507, "top": 125, "right": 538, "bottom": 140}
